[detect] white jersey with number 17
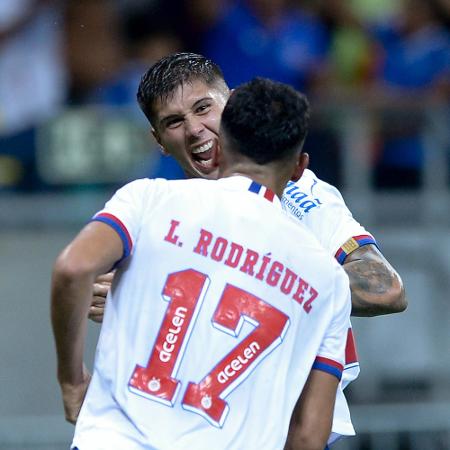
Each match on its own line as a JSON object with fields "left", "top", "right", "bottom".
{"left": 72, "top": 175, "right": 351, "bottom": 450}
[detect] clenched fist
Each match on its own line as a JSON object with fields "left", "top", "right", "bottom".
{"left": 88, "top": 271, "right": 114, "bottom": 323}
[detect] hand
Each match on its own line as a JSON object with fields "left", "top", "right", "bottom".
{"left": 88, "top": 272, "right": 114, "bottom": 323}
{"left": 60, "top": 364, "right": 92, "bottom": 425}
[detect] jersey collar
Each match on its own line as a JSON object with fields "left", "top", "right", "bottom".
{"left": 217, "top": 175, "right": 282, "bottom": 208}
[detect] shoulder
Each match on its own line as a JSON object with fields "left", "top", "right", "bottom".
{"left": 117, "top": 177, "right": 162, "bottom": 193}
{"left": 143, "top": 178, "right": 221, "bottom": 207}
{"left": 124, "top": 177, "right": 213, "bottom": 194}
{"left": 281, "top": 169, "right": 345, "bottom": 219}
{"left": 286, "top": 169, "right": 344, "bottom": 199}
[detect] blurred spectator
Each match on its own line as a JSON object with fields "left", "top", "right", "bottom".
{"left": 315, "top": 0, "right": 449, "bottom": 189}
{"left": 195, "top": 0, "right": 342, "bottom": 184}
{"left": 316, "top": 0, "right": 377, "bottom": 88}
{"left": 344, "top": 0, "right": 399, "bottom": 23}
{"left": 177, "top": 0, "right": 226, "bottom": 51}
{"left": 370, "top": 0, "right": 450, "bottom": 189}
{"left": 86, "top": 3, "right": 183, "bottom": 118}
{"left": 0, "top": 0, "right": 66, "bottom": 135}
{"left": 70, "top": 1, "right": 185, "bottom": 180}
{"left": 200, "top": 0, "right": 329, "bottom": 90}
{"left": 65, "top": 0, "right": 125, "bottom": 104}
{"left": 0, "top": 0, "right": 67, "bottom": 190}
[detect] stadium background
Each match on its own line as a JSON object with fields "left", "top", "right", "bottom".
{"left": 0, "top": 0, "right": 449, "bottom": 449}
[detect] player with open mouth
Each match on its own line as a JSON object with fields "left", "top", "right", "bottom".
{"left": 148, "top": 76, "right": 228, "bottom": 180}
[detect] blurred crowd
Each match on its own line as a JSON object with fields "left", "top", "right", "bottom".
{"left": 0, "top": 0, "right": 448, "bottom": 191}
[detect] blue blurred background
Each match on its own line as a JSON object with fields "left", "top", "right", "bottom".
{"left": 0, "top": 0, "right": 449, "bottom": 449}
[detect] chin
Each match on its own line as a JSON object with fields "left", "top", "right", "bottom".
{"left": 189, "top": 163, "right": 219, "bottom": 180}
{"left": 202, "top": 170, "right": 219, "bottom": 180}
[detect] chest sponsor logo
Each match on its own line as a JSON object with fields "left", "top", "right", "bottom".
{"left": 281, "top": 181, "right": 320, "bottom": 220}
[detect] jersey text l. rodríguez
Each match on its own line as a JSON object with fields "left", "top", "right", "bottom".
{"left": 72, "top": 176, "right": 351, "bottom": 450}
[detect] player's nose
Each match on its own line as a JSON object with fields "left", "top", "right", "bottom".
{"left": 185, "top": 116, "right": 204, "bottom": 138}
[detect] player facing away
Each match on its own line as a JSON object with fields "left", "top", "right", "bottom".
{"left": 52, "top": 77, "right": 352, "bottom": 450}
{"left": 88, "top": 53, "right": 407, "bottom": 446}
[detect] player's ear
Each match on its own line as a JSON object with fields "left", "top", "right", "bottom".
{"left": 290, "top": 152, "right": 309, "bottom": 182}
{"left": 151, "top": 127, "right": 170, "bottom": 156}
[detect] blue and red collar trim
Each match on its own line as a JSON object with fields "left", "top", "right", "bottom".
{"left": 248, "top": 180, "right": 276, "bottom": 203}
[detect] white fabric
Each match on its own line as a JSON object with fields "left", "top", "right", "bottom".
{"left": 281, "top": 169, "right": 372, "bottom": 255}
{"left": 281, "top": 169, "right": 374, "bottom": 443}
{"left": 73, "top": 176, "right": 351, "bottom": 450}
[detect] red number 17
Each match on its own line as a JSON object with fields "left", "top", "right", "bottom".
{"left": 129, "top": 269, "right": 289, "bottom": 427}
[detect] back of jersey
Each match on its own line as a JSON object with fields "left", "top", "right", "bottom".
{"left": 73, "top": 175, "right": 350, "bottom": 450}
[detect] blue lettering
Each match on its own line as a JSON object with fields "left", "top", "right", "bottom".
{"left": 292, "top": 191, "right": 308, "bottom": 203}
{"left": 300, "top": 200, "right": 318, "bottom": 213}
{"left": 284, "top": 184, "right": 298, "bottom": 195}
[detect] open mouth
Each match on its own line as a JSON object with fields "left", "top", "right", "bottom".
{"left": 191, "top": 140, "right": 216, "bottom": 172}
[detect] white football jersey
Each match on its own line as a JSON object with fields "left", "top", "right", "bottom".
{"left": 282, "top": 169, "right": 376, "bottom": 260}
{"left": 281, "top": 169, "right": 377, "bottom": 442}
{"left": 72, "top": 175, "right": 351, "bottom": 450}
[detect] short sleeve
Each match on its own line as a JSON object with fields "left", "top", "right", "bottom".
{"left": 91, "top": 178, "right": 154, "bottom": 263}
{"left": 312, "top": 267, "right": 352, "bottom": 381}
{"left": 282, "top": 170, "right": 377, "bottom": 264}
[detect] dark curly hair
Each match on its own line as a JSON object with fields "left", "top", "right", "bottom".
{"left": 221, "top": 77, "right": 310, "bottom": 165}
{"left": 137, "top": 52, "right": 228, "bottom": 127}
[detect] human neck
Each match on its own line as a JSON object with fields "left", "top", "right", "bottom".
{"left": 219, "top": 163, "right": 288, "bottom": 199}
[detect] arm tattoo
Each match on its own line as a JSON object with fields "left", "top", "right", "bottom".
{"left": 343, "top": 245, "right": 406, "bottom": 317}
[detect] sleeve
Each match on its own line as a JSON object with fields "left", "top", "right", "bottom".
{"left": 284, "top": 171, "right": 378, "bottom": 264}
{"left": 91, "top": 178, "right": 154, "bottom": 264}
{"left": 312, "top": 267, "right": 352, "bottom": 381}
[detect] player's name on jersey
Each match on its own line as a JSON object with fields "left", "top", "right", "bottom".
{"left": 163, "top": 219, "right": 318, "bottom": 314}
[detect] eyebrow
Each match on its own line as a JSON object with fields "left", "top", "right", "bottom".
{"left": 159, "top": 97, "right": 213, "bottom": 128}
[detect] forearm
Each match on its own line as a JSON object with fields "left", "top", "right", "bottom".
{"left": 51, "top": 266, "right": 94, "bottom": 384}
{"left": 284, "top": 370, "right": 337, "bottom": 450}
{"left": 344, "top": 248, "right": 406, "bottom": 317}
{"left": 51, "top": 222, "right": 122, "bottom": 423}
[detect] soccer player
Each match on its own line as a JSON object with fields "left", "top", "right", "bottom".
{"left": 88, "top": 53, "right": 406, "bottom": 446}
{"left": 52, "top": 77, "right": 351, "bottom": 450}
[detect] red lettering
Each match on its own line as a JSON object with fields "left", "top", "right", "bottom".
{"left": 164, "top": 220, "right": 180, "bottom": 245}
{"left": 239, "top": 249, "right": 259, "bottom": 276}
{"left": 280, "top": 268, "right": 297, "bottom": 295}
{"left": 255, "top": 254, "right": 271, "bottom": 280}
{"left": 224, "top": 242, "right": 244, "bottom": 268}
{"left": 128, "top": 270, "right": 208, "bottom": 405}
{"left": 266, "top": 261, "right": 284, "bottom": 287}
{"left": 211, "top": 237, "right": 228, "bottom": 262}
{"left": 303, "top": 286, "right": 318, "bottom": 313}
{"left": 292, "top": 278, "right": 309, "bottom": 305}
{"left": 182, "top": 283, "right": 289, "bottom": 427}
{"left": 193, "top": 229, "right": 213, "bottom": 256}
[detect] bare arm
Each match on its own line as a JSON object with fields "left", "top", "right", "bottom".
{"left": 51, "top": 221, "right": 123, "bottom": 423}
{"left": 343, "top": 244, "right": 406, "bottom": 317}
{"left": 284, "top": 370, "right": 339, "bottom": 450}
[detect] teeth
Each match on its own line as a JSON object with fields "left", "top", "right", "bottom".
{"left": 198, "top": 159, "right": 213, "bottom": 167}
{"left": 192, "top": 140, "right": 213, "bottom": 154}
